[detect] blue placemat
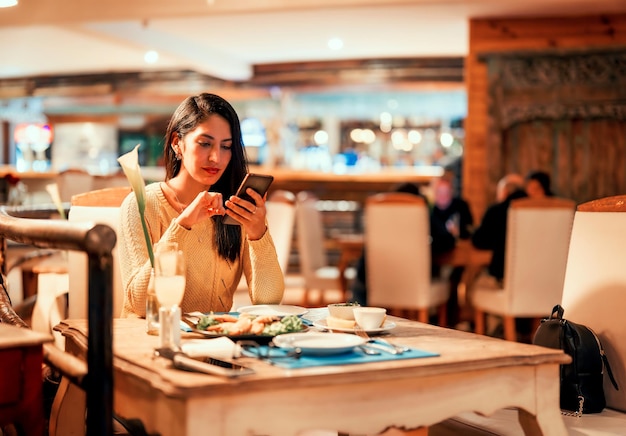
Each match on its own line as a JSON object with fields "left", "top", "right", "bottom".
{"left": 243, "top": 344, "right": 439, "bottom": 369}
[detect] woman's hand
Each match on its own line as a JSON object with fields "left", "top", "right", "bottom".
{"left": 224, "top": 188, "right": 267, "bottom": 240}
{"left": 176, "top": 191, "right": 226, "bottom": 230}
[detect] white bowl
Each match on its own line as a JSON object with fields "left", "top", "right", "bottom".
{"left": 353, "top": 307, "right": 387, "bottom": 330}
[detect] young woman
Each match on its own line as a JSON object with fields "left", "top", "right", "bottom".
{"left": 119, "top": 93, "right": 284, "bottom": 317}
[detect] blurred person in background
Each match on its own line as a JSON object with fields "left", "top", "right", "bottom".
{"left": 430, "top": 176, "right": 473, "bottom": 254}
{"left": 430, "top": 176, "right": 474, "bottom": 327}
{"left": 472, "top": 173, "right": 527, "bottom": 282}
{"left": 525, "top": 170, "right": 553, "bottom": 199}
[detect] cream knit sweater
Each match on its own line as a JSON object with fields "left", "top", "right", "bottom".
{"left": 119, "top": 183, "right": 285, "bottom": 317}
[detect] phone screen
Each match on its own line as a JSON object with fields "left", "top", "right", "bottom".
{"left": 224, "top": 173, "right": 274, "bottom": 225}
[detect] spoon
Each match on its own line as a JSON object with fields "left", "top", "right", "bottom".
{"left": 359, "top": 345, "right": 380, "bottom": 355}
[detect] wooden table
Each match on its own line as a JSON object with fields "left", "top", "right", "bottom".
{"left": 0, "top": 324, "right": 53, "bottom": 435}
{"left": 335, "top": 234, "right": 366, "bottom": 299}
{"left": 56, "top": 317, "right": 570, "bottom": 436}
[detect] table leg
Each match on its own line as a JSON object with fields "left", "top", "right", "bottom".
{"left": 517, "top": 365, "right": 567, "bottom": 436}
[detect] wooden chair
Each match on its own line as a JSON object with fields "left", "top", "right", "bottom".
{"left": 91, "top": 171, "right": 130, "bottom": 191}
{"left": 365, "top": 192, "right": 449, "bottom": 325}
{"left": 55, "top": 168, "right": 94, "bottom": 203}
{"left": 67, "top": 186, "right": 131, "bottom": 319}
{"left": 295, "top": 191, "right": 349, "bottom": 306}
{"left": 472, "top": 197, "right": 576, "bottom": 341}
{"left": 0, "top": 204, "right": 117, "bottom": 436}
{"left": 48, "top": 186, "right": 132, "bottom": 435}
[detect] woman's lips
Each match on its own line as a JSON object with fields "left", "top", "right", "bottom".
{"left": 204, "top": 167, "right": 220, "bottom": 175}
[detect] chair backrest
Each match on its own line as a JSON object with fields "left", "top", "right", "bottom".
{"left": 67, "top": 186, "right": 131, "bottom": 318}
{"left": 56, "top": 168, "right": 94, "bottom": 203}
{"left": 503, "top": 197, "right": 576, "bottom": 315}
{"left": 265, "top": 190, "right": 296, "bottom": 274}
{"left": 365, "top": 192, "right": 433, "bottom": 309}
{"left": 560, "top": 195, "right": 626, "bottom": 412}
{"left": 295, "top": 191, "right": 328, "bottom": 281}
{"left": 91, "top": 171, "right": 130, "bottom": 191}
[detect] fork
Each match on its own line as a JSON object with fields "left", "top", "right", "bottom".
{"left": 180, "top": 316, "right": 220, "bottom": 338}
{"left": 353, "top": 325, "right": 404, "bottom": 355}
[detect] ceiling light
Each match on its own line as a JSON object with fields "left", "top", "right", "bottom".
{"left": 144, "top": 50, "right": 159, "bottom": 64}
{"left": 0, "top": 0, "right": 18, "bottom": 7}
{"left": 327, "top": 37, "right": 343, "bottom": 50}
{"left": 440, "top": 132, "right": 454, "bottom": 148}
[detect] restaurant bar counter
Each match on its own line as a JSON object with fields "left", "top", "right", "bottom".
{"left": 0, "top": 165, "right": 442, "bottom": 207}
{"left": 55, "top": 315, "right": 570, "bottom": 436}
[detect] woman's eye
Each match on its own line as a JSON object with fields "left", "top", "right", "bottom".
{"left": 221, "top": 144, "right": 232, "bottom": 150}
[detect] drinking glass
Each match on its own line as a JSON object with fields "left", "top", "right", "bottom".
{"left": 154, "top": 242, "right": 186, "bottom": 349}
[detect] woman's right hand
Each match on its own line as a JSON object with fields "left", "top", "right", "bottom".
{"left": 176, "top": 191, "right": 225, "bottom": 229}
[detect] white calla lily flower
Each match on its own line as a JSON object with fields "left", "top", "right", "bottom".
{"left": 117, "top": 144, "right": 154, "bottom": 267}
{"left": 45, "top": 182, "right": 66, "bottom": 220}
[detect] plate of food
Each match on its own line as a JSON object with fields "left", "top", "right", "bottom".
{"left": 236, "top": 304, "right": 309, "bottom": 317}
{"left": 183, "top": 312, "right": 307, "bottom": 344}
{"left": 313, "top": 318, "right": 396, "bottom": 335}
{"left": 272, "top": 332, "right": 366, "bottom": 356}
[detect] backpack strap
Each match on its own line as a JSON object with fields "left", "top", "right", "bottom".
{"left": 550, "top": 304, "right": 565, "bottom": 320}
{"left": 587, "top": 325, "right": 620, "bottom": 391}
{"left": 601, "top": 350, "right": 620, "bottom": 391}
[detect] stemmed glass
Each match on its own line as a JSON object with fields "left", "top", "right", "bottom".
{"left": 154, "top": 242, "right": 186, "bottom": 349}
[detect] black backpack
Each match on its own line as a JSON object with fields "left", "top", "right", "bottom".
{"left": 533, "top": 304, "right": 619, "bottom": 415}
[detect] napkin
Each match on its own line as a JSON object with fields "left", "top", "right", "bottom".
{"left": 181, "top": 337, "right": 237, "bottom": 360}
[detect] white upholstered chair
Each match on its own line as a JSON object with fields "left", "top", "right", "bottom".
{"left": 67, "top": 186, "right": 131, "bottom": 319}
{"left": 472, "top": 197, "right": 576, "bottom": 341}
{"left": 429, "top": 195, "right": 626, "bottom": 436}
{"left": 231, "top": 190, "right": 297, "bottom": 308}
{"left": 365, "top": 192, "right": 449, "bottom": 325}
{"left": 558, "top": 195, "right": 626, "bottom": 411}
{"left": 295, "top": 191, "right": 348, "bottom": 306}
{"left": 265, "top": 189, "right": 296, "bottom": 274}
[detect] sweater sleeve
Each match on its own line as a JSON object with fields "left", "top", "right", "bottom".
{"left": 241, "top": 227, "right": 285, "bottom": 305}
{"left": 119, "top": 193, "right": 152, "bottom": 317}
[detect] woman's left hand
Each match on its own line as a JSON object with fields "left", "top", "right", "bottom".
{"left": 224, "top": 188, "right": 267, "bottom": 240}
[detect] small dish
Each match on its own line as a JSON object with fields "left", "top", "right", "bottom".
{"left": 272, "top": 332, "right": 366, "bottom": 356}
{"left": 327, "top": 303, "right": 359, "bottom": 320}
{"left": 313, "top": 319, "right": 396, "bottom": 335}
{"left": 237, "top": 305, "right": 309, "bottom": 317}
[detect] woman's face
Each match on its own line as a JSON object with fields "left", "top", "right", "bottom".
{"left": 174, "top": 114, "right": 233, "bottom": 186}
{"left": 526, "top": 179, "right": 546, "bottom": 198}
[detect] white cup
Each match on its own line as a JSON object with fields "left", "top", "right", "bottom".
{"left": 353, "top": 307, "right": 387, "bottom": 330}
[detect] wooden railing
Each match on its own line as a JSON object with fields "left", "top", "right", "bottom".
{"left": 0, "top": 205, "right": 115, "bottom": 436}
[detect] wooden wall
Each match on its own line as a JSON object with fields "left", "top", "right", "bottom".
{"left": 464, "top": 14, "right": 626, "bottom": 222}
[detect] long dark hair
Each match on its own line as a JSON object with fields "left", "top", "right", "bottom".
{"left": 163, "top": 93, "right": 248, "bottom": 261}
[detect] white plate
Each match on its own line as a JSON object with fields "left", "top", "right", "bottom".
{"left": 237, "top": 304, "right": 309, "bottom": 317}
{"left": 272, "top": 332, "right": 366, "bottom": 356}
{"left": 313, "top": 319, "right": 397, "bottom": 334}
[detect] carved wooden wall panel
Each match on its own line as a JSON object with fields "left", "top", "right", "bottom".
{"left": 485, "top": 50, "right": 626, "bottom": 204}
{"left": 466, "top": 14, "right": 626, "bottom": 221}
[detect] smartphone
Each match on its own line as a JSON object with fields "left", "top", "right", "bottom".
{"left": 223, "top": 173, "right": 274, "bottom": 225}
{"left": 155, "top": 348, "right": 255, "bottom": 377}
